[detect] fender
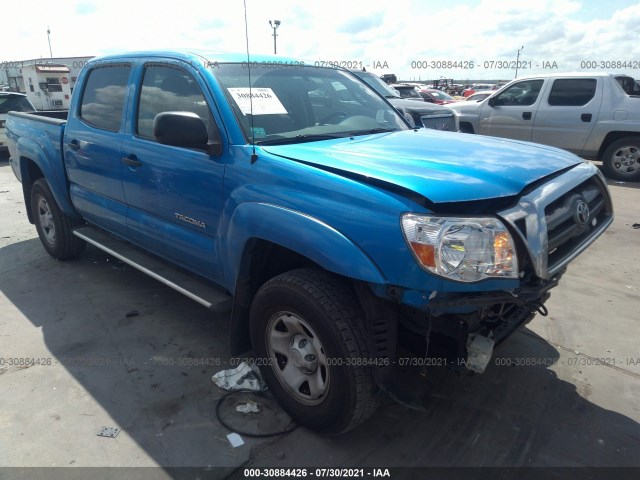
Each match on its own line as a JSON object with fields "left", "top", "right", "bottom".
{"left": 586, "top": 128, "right": 640, "bottom": 160}
{"left": 449, "top": 102, "right": 482, "bottom": 133}
{"left": 223, "top": 202, "right": 386, "bottom": 292}
{"left": 16, "top": 135, "right": 80, "bottom": 221}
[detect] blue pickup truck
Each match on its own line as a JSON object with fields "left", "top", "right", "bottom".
{"left": 6, "top": 51, "right": 613, "bottom": 434}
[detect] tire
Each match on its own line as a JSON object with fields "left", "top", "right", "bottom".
{"left": 249, "top": 268, "right": 378, "bottom": 434}
{"left": 31, "top": 178, "right": 86, "bottom": 260}
{"left": 602, "top": 137, "right": 640, "bottom": 182}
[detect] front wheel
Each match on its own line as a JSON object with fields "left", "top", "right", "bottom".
{"left": 31, "top": 179, "right": 86, "bottom": 259}
{"left": 602, "top": 137, "right": 640, "bottom": 182}
{"left": 250, "top": 268, "right": 378, "bottom": 434}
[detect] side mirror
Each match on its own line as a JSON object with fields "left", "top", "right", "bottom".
{"left": 154, "top": 111, "right": 221, "bottom": 154}
{"left": 488, "top": 97, "right": 496, "bottom": 107}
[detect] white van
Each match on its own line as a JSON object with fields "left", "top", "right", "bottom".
{"left": 0, "top": 92, "right": 36, "bottom": 153}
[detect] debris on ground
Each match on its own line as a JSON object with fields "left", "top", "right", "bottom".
{"left": 235, "top": 402, "right": 260, "bottom": 414}
{"left": 97, "top": 426, "right": 120, "bottom": 438}
{"left": 212, "top": 362, "right": 267, "bottom": 391}
{"left": 226, "top": 432, "right": 244, "bottom": 447}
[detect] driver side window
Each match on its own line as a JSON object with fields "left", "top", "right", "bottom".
{"left": 137, "top": 64, "right": 217, "bottom": 141}
{"left": 494, "top": 79, "right": 544, "bottom": 106}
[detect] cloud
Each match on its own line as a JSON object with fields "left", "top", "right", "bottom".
{"left": 337, "top": 13, "right": 384, "bottom": 34}
{"left": 1, "top": 0, "right": 639, "bottom": 81}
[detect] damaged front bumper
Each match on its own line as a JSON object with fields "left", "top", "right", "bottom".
{"left": 395, "top": 272, "right": 562, "bottom": 375}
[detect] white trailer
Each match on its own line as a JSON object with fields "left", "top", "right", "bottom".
{"left": 21, "top": 64, "right": 72, "bottom": 110}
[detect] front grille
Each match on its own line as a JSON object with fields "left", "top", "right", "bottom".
{"left": 421, "top": 114, "right": 456, "bottom": 131}
{"left": 498, "top": 163, "right": 613, "bottom": 280}
{"left": 545, "top": 177, "right": 610, "bottom": 273}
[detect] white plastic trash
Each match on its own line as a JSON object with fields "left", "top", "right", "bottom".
{"left": 212, "top": 362, "right": 267, "bottom": 391}
{"left": 236, "top": 402, "right": 260, "bottom": 413}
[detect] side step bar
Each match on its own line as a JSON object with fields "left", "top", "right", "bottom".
{"left": 73, "top": 226, "right": 232, "bottom": 313}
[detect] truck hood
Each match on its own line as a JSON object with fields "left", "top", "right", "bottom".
{"left": 448, "top": 101, "right": 484, "bottom": 114}
{"left": 262, "top": 129, "right": 583, "bottom": 204}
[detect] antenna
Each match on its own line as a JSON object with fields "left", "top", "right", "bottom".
{"left": 243, "top": 0, "right": 258, "bottom": 164}
{"left": 47, "top": 26, "right": 53, "bottom": 58}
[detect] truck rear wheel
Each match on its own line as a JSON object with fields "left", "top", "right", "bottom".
{"left": 31, "top": 179, "right": 86, "bottom": 260}
{"left": 602, "top": 137, "right": 640, "bottom": 182}
{"left": 249, "top": 268, "right": 378, "bottom": 435}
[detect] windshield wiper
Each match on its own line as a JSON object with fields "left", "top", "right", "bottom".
{"left": 345, "top": 128, "right": 398, "bottom": 136}
{"left": 257, "top": 133, "right": 350, "bottom": 145}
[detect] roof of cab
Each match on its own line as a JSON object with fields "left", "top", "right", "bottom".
{"left": 87, "top": 49, "right": 306, "bottom": 67}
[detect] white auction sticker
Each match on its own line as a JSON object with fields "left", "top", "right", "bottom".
{"left": 227, "top": 88, "right": 287, "bottom": 115}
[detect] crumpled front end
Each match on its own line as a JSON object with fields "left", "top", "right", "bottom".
{"left": 393, "top": 162, "right": 613, "bottom": 374}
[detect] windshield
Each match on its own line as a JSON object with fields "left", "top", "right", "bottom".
{"left": 212, "top": 64, "right": 408, "bottom": 145}
{"left": 351, "top": 71, "right": 401, "bottom": 98}
{"left": 0, "top": 95, "right": 34, "bottom": 114}
{"left": 395, "top": 87, "right": 423, "bottom": 100}
{"left": 615, "top": 75, "right": 640, "bottom": 96}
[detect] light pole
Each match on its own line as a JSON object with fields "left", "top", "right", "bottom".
{"left": 515, "top": 45, "right": 524, "bottom": 79}
{"left": 47, "top": 26, "right": 53, "bottom": 58}
{"left": 269, "top": 20, "right": 281, "bottom": 54}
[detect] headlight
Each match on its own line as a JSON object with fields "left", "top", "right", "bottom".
{"left": 401, "top": 214, "right": 518, "bottom": 282}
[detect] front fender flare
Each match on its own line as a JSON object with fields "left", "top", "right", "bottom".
{"left": 224, "top": 202, "right": 386, "bottom": 292}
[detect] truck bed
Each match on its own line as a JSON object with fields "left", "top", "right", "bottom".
{"left": 9, "top": 110, "right": 68, "bottom": 125}
{"left": 6, "top": 110, "right": 69, "bottom": 196}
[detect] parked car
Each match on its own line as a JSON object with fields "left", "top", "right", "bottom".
{"left": 7, "top": 51, "right": 613, "bottom": 434}
{"left": 0, "top": 92, "right": 36, "bottom": 153}
{"left": 351, "top": 70, "right": 459, "bottom": 131}
{"left": 418, "top": 89, "right": 457, "bottom": 104}
{"left": 449, "top": 72, "right": 640, "bottom": 181}
{"left": 380, "top": 73, "right": 397, "bottom": 84}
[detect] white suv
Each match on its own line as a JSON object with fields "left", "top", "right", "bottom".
{"left": 1, "top": 92, "right": 36, "bottom": 153}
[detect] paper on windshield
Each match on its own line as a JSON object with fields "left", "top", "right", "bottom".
{"left": 227, "top": 88, "right": 287, "bottom": 115}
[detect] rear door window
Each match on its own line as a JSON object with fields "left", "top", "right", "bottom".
{"left": 79, "top": 64, "right": 131, "bottom": 131}
{"left": 547, "top": 79, "right": 597, "bottom": 106}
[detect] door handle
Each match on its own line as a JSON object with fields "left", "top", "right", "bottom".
{"left": 68, "top": 139, "right": 81, "bottom": 150}
{"left": 522, "top": 112, "right": 532, "bottom": 120}
{"left": 122, "top": 154, "right": 142, "bottom": 167}
{"left": 581, "top": 113, "right": 592, "bottom": 122}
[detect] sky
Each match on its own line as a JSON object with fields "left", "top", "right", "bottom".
{"left": 2, "top": 0, "right": 640, "bottom": 82}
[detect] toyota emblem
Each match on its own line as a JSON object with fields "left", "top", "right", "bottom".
{"left": 574, "top": 199, "right": 590, "bottom": 225}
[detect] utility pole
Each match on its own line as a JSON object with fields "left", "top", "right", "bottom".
{"left": 515, "top": 45, "right": 524, "bottom": 79}
{"left": 47, "top": 26, "right": 53, "bottom": 58}
{"left": 269, "top": 20, "right": 281, "bottom": 54}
